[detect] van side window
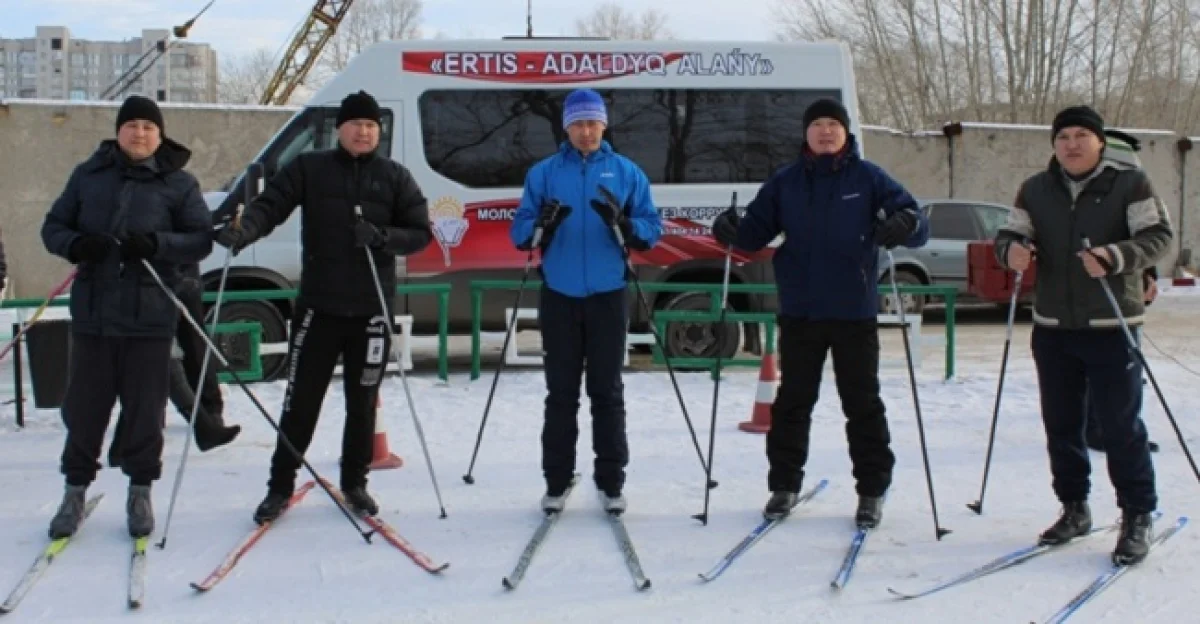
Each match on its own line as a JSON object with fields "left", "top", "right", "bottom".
{"left": 267, "top": 107, "right": 397, "bottom": 176}
{"left": 419, "top": 89, "right": 839, "bottom": 187}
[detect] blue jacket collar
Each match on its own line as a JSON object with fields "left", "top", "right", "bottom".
{"left": 801, "top": 133, "right": 861, "bottom": 175}
{"left": 558, "top": 139, "right": 614, "bottom": 163}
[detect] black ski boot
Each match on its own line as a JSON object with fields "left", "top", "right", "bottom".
{"left": 1112, "top": 512, "right": 1153, "bottom": 565}
{"left": 343, "top": 486, "right": 379, "bottom": 516}
{"left": 193, "top": 407, "right": 241, "bottom": 452}
{"left": 48, "top": 484, "right": 88, "bottom": 539}
{"left": 763, "top": 492, "right": 799, "bottom": 520}
{"left": 127, "top": 484, "right": 155, "bottom": 538}
{"left": 1038, "top": 501, "right": 1092, "bottom": 545}
{"left": 253, "top": 490, "right": 292, "bottom": 525}
{"left": 856, "top": 495, "right": 884, "bottom": 529}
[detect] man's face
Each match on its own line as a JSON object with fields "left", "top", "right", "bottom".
{"left": 117, "top": 120, "right": 161, "bottom": 161}
{"left": 806, "top": 118, "right": 847, "bottom": 155}
{"left": 1054, "top": 127, "right": 1104, "bottom": 176}
{"left": 567, "top": 119, "right": 605, "bottom": 154}
{"left": 338, "top": 119, "right": 380, "bottom": 156}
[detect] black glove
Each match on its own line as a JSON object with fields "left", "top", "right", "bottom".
{"left": 590, "top": 186, "right": 649, "bottom": 251}
{"left": 214, "top": 223, "right": 256, "bottom": 256}
{"left": 354, "top": 220, "right": 387, "bottom": 249}
{"left": 533, "top": 201, "right": 571, "bottom": 249}
{"left": 68, "top": 233, "right": 115, "bottom": 264}
{"left": 118, "top": 233, "right": 158, "bottom": 261}
{"left": 874, "top": 209, "right": 918, "bottom": 249}
{"left": 711, "top": 207, "right": 740, "bottom": 247}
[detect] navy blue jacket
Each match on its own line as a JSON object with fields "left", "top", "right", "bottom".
{"left": 41, "top": 138, "right": 213, "bottom": 337}
{"left": 733, "top": 135, "right": 929, "bottom": 320}
{"left": 511, "top": 141, "right": 662, "bottom": 297}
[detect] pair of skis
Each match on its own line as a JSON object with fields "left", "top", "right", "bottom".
{"left": 503, "top": 477, "right": 651, "bottom": 591}
{"left": 888, "top": 512, "right": 1185, "bottom": 623}
{"left": 191, "top": 479, "right": 447, "bottom": 593}
{"left": 2, "top": 495, "right": 148, "bottom": 613}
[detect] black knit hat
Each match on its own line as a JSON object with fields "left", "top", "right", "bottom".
{"left": 1051, "top": 105, "right": 1104, "bottom": 141}
{"left": 115, "top": 95, "right": 164, "bottom": 133}
{"left": 336, "top": 90, "right": 382, "bottom": 127}
{"left": 803, "top": 98, "right": 849, "bottom": 130}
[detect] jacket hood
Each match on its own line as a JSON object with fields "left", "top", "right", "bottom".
{"left": 84, "top": 136, "right": 193, "bottom": 174}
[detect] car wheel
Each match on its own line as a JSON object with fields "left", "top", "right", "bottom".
{"left": 878, "top": 270, "right": 926, "bottom": 316}
{"left": 661, "top": 291, "right": 741, "bottom": 366}
{"left": 205, "top": 301, "right": 289, "bottom": 382}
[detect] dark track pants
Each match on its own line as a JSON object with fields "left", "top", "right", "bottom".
{"left": 267, "top": 306, "right": 391, "bottom": 494}
{"left": 538, "top": 286, "right": 629, "bottom": 497}
{"left": 766, "top": 317, "right": 895, "bottom": 497}
{"left": 61, "top": 334, "right": 173, "bottom": 486}
{"left": 1032, "top": 326, "right": 1156, "bottom": 512}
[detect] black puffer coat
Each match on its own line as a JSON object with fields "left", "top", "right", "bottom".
{"left": 41, "top": 138, "right": 214, "bottom": 337}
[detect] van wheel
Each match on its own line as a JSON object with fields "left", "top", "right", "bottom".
{"left": 878, "top": 270, "right": 926, "bottom": 316}
{"left": 206, "top": 301, "right": 289, "bottom": 382}
{"left": 661, "top": 291, "right": 740, "bottom": 367}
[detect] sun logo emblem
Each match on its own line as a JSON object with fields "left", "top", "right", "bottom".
{"left": 429, "top": 196, "right": 469, "bottom": 267}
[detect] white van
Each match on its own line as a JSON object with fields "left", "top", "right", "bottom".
{"left": 201, "top": 38, "right": 862, "bottom": 380}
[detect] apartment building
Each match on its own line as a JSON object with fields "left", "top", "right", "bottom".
{"left": 0, "top": 26, "right": 218, "bottom": 103}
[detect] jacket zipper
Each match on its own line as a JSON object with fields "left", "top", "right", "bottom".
{"left": 581, "top": 158, "right": 589, "bottom": 295}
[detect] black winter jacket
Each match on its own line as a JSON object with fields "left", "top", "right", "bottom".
{"left": 0, "top": 228, "right": 7, "bottom": 290}
{"left": 41, "top": 139, "right": 214, "bottom": 337}
{"left": 237, "top": 146, "right": 432, "bottom": 317}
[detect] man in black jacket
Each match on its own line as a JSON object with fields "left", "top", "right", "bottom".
{"left": 0, "top": 227, "right": 7, "bottom": 294}
{"left": 216, "top": 91, "right": 432, "bottom": 523}
{"left": 41, "top": 95, "right": 214, "bottom": 539}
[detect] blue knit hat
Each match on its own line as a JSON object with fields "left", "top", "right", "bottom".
{"left": 562, "top": 89, "right": 607, "bottom": 129}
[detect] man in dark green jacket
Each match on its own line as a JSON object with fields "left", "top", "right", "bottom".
{"left": 995, "top": 105, "right": 1172, "bottom": 566}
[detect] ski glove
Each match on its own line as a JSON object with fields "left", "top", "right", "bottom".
{"left": 590, "top": 186, "right": 650, "bottom": 251}
{"left": 873, "top": 209, "right": 918, "bottom": 249}
{"left": 68, "top": 234, "right": 115, "bottom": 264}
{"left": 118, "top": 233, "right": 158, "bottom": 261}
{"left": 214, "top": 223, "right": 257, "bottom": 256}
{"left": 353, "top": 221, "right": 387, "bottom": 249}
{"left": 518, "top": 201, "right": 571, "bottom": 251}
{"left": 711, "top": 207, "right": 740, "bottom": 247}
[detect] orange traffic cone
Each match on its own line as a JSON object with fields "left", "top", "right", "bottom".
{"left": 369, "top": 394, "right": 404, "bottom": 470}
{"left": 738, "top": 351, "right": 778, "bottom": 433}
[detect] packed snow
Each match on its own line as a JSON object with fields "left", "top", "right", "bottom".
{"left": 2, "top": 295, "right": 1200, "bottom": 623}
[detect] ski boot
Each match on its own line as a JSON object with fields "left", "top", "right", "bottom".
{"left": 1038, "top": 501, "right": 1092, "bottom": 545}
{"left": 48, "top": 484, "right": 88, "bottom": 539}
{"left": 127, "top": 484, "right": 154, "bottom": 538}
{"left": 764, "top": 491, "right": 799, "bottom": 521}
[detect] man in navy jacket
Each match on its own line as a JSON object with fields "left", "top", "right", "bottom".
{"left": 711, "top": 98, "right": 929, "bottom": 527}
{"left": 510, "top": 88, "right": 662, "bottom": 515}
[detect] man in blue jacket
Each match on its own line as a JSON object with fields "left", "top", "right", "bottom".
{"left": 711, "top": 98, "right": 929, "bottom": 527}
{"left": 510, "top": 88, "right": 662, "bottom": 515}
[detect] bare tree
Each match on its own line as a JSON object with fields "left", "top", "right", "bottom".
{"left": 575, "top": 2, "right": 673, "bottom": 39}
{"left": 772, "top": 0, "right": 1200, "bottom": 132}
{"left": 217, "top": 47, "right": 278, "bottom": 104}
{"left": 319, "top": 0, "right": 424, "bottom": 75}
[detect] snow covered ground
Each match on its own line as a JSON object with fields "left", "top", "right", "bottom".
{"left": 2, "top": 296, "right": 1200, "bottom": 623}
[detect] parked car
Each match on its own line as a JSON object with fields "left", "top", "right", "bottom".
{"left": 879, "top": 199, "right": 1013, "bottom": 315}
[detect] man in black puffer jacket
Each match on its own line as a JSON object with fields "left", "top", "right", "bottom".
{"left": 41, "top": 95, "right": 214, "bottom": 540}
{"left": 215, "top": 91, "right": 432, "bottom": 523}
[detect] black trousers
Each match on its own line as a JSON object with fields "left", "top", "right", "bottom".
{"left": 267, "top": 306, "right": 391, "bottom": 494}
{"left": 538, "top": 286, "right": 629, "bottom": 497}
{"left": 1032, "top": 326, "right": 1156, "bottom": 513}
{"left": 767, "top": 317, "right": 895, "bottom": 497}
{"left": 176, "top": 282, "right": 224, "bottom": 415}
{"left": 61, "top": 334, "right": 173, "bottom": 486}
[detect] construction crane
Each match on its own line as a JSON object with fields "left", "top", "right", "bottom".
{"left": 101, "top": 0, "right": 215, "bottom": 101}
{"left": 259, "top": 0, "right": 356, "bottom": 105}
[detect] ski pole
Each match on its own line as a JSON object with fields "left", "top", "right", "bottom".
{"left": 462, "top": 202, "right": 558, "bottom": 485}
{"left": 1082, "top": 237, "right": 1200, "bottom": 483}
{"left": 968, "top": 266, "right": 1023, "bottom": 515}
{"left": 881, "top": 213, "right": 950, "bottom": 540}
{"left": 140, "top": 258, "right": 376, "bottom": 542}
{"left": 356, "top": 207, "right": 448, "bottom": 518}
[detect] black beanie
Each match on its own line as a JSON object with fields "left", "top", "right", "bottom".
{"left": 1051, "top": 105, "right": 1104, "bottom": 141}
{"left": 336, "top": 90, "right": 382, "bottom": 127}
{"left": 803, "top": 98, "right": 849, "bottom": 130}
{"left": 115, "top": 95, "right": 164, "bottom": 134}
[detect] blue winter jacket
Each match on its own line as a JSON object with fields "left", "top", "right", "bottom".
{"left": 734, "top": 135, "right": 929, "bottom": 320}
{"left": 511, "top": 141, "right": 662, "bottom": 298}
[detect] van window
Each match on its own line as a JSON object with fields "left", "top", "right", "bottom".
{"left": 418, "top": 89, "right": 840, "bottom": 188}
{"left": 267, "top": 107, "right": 397, "bottom": 175}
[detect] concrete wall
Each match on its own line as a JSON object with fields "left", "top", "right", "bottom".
{"left": 2, "top": 99, "right": 1197, "bottom": 298}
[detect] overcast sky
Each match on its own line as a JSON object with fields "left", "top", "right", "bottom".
{"left": 7, "top": 0, "right": 782, "bottom": 60}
